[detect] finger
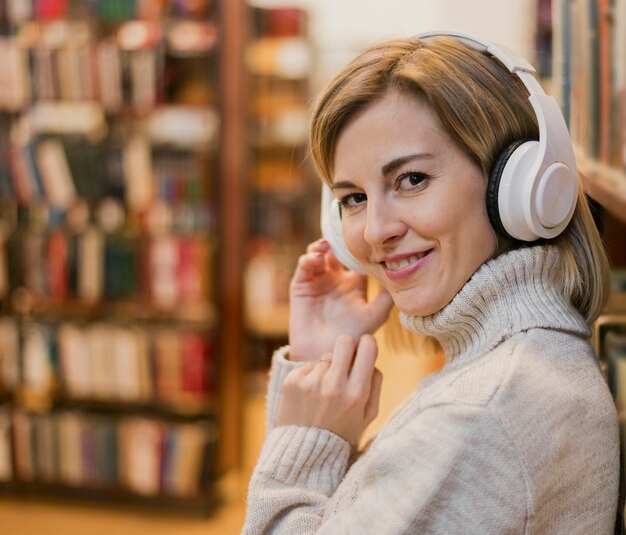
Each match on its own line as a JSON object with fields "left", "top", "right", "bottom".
{"left": 306, "top": 239, "right": 331, "bottom": 254}
{"left": 288, "top": 361, "right": 316, "bottom": 379}
{"left": 348, "top": 334, "right": 378, "bottom": 391}
{"left": 325, "top": 246, "right": 345, "bottom": 271}
{"left": 306, "top": 353, "right": 333, "bottom": 381}
{"left": 291, "top": 251, "right": 328, "bottom": 284}
{"left": 364, "top": 368, "right": 383, "bottom": 424}
{"left": 326, "top": 335, "right": 357, "bottom": 381}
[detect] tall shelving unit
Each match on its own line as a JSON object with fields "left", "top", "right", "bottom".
{"left": 0, "top": 0, "right": 247, "bottom": 514}
{"left": 554, "top": 0, "right": 626, "bottom": 508}
{"left": 552, "top": 0, "right": 626, "bottom": 226}
{"left": 242, "top": 5, "right": 319, "bottom": 371}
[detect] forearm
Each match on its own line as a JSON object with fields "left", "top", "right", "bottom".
{"left": 243, "top": 425, "right": 351, "bottom": 535}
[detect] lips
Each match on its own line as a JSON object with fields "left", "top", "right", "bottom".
{"left": 378, "top": 250, "right": 432, "bottom": 281}
{"left": 382, "top": 251, "right": 428, "bottom": 271}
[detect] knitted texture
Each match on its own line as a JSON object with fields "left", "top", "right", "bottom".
{"left": 243, "top": 245, "right": 620, "bottom": 534}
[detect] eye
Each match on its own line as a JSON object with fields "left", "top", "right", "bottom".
{"left": 397, "top": 171, "right": 430, "bottom": 192}
{"left": 338, "top": 192, "right": 367, "bottom": 210}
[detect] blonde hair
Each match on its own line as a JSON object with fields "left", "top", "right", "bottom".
{"left": 310, "top": 36, "right": 610, "bottom": 329}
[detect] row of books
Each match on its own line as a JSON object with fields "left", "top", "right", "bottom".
{"left": 0, "top": 406, "right": 216, "bottom": 497}
{"left": 0, "top": 0, "right": 214, "bottom": 26}
{"left": 1, "top": 109, "right": 217, "bottom": 213}
{"left": 0, "top": 17, "right": 217, "bottom": 113}
{"left": 605, "top": 329, "right": 626, "bottom": 411}
{"left": 0, "top": 317, "right": 215, "bottom": 405}
{"left": 553, "top": 0, "right": 626, "bottom": 170}
{"left": 2, "top": 228, "right": 213, "bottom": 306}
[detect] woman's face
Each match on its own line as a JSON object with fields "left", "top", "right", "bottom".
{"left": 332, "top": 90, "right": 497, "bottom": 316}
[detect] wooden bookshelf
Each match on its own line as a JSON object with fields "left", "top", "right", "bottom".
{"left": 243, "top": 6, "right": 319, "bottom": 370}
{"left": 0, "top": 0, "right": 248, "bottom": 513}
{"left": 553, "top": 0, "right": 626, "bottom": 225}
{"left": 576, "top": 150, "right": 626, "bottom": 225}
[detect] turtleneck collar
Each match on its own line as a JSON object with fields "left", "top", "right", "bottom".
{"left": 399, "top": 245, "right": 590, "bottom": 366}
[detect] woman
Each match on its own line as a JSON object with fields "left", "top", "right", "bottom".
{"left": 243, "top": 34, "right": 620, "bottom": 534}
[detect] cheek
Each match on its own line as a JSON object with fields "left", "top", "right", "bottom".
{"left": 342, "top": 217, "right": 367, "bottom": 257}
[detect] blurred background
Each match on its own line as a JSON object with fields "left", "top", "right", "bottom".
{"left": 0, "top": 0, "right": 625, "bottom": 533}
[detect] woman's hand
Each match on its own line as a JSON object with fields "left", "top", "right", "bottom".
{"left": 276, "top": 334, "right": 382, "bottom": 445}
{"left": 289, "top": 239, "right": 393, "bottom": 362}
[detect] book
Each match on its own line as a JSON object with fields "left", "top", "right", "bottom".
{"left": 615, "top": 0, "right": 626, "bottom": 171}
{"left": 46, "top": 229, "right": 69, "bottom": 300}
{"left": 113, "top": 327, "right": 142, "bottom": 402}
{"left": 153, "top": 328, "right": 182, "bottom": 401}
{"left": 606, "top": 330, "right": 626, "bottom": 416}
{"left": 0, "top": 408, "right": 13, "bottom": 481}
{"left": 22, "top": 323, "right": 54, "bottom": 394}
{"left": 58, "top": 322, "right": 93, "bottom": 399}
{"left": 78, "top": 225, "right": 104, "bottom": 303}
{"left": 89, "top": 323, "right": 116, "bottom": 399}
{"left": 120, "top": 417, "right": 162, "bottom": 495}
{"left": 0, "top": 36, "right": 30, "bottom": 111}
{"left": 12, "top": 409, "right": 35, "bottom": 480}
{"left": 0, "top": 317, "right": 19, "bottom": 392}
{"left": 181, "top": 331, "right": 208, "bottom": 394}
{"left": 164, "top": 422, "right": 206, "bottom": 497}
{"left": 597, "top": 0, "right": 613, "bottom": 165}
{"left": 35, "top": 138, "right": 77, "bottom": 211}
{"left": 57, "top": 411, "right": 84, "bottom": 486}
{"left": 97, "top": 38, "right": 123, "bottom": 113}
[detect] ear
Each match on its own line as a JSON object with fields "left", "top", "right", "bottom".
{"left": 320, "top": 184, "right": 366, "bottom": 273}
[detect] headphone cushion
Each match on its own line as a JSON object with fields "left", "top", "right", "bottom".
{"left": 486, "top": 140, "right": 530, "bottom": 240}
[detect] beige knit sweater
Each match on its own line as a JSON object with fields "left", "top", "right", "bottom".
{"left": 243, "top": 245, "right": 620, "bottom": 534}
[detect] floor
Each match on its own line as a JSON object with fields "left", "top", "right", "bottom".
{"left": 0, "top": 341, "right": 441, "bottom": 534}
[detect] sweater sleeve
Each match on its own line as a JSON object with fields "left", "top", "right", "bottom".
{"left": 264, "top": 345, "right": 306, "bottom": 435}
{"left": 242, "top": 400, "right": 529, "bottom": 534}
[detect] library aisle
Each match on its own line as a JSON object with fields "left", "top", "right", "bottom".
{"left": 0, "top": 335, "right": 440, "bottom": 534}
{"left": 0, "top": 381, "right": 264, "bottom": 535}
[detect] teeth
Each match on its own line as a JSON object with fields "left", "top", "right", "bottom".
{"left": 384, "top": 253, "right": 424, "bottom": 271}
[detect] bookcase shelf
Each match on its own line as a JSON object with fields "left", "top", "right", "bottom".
{"left": 243, "top": 6, "right": 319, "bottom": 369}
{"left": 9, "top": 293, "right": 218, "bottom": 327}
{"left": 0, "top": 480, "right": 218, "bottom": 517}
{"left": 576, "top": 149, "right": 626, "bottom": 225}
{"left": 16, "top": 391, "right": 218, "bottom": 418}
{"left": 0, "top": 0, "right": 247, "bottom": 514}
{"left": 553, "top": 0, "right": 626, "bottom": 225}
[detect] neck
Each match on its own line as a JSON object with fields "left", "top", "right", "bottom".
{"left": 399, "top": 245, "right": 589, "bottom": 365}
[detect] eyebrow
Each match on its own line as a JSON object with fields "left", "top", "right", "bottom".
{"left": 381, "top": 153, "right": 434, "bottom": 175}
{"left": 331, "top": 152, "right": 435, "bottom": 190}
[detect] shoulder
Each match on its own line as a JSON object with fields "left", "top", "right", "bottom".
{"left": 429, "top": 327, "right": 602, "bottom": 408}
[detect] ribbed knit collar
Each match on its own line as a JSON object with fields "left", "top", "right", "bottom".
{"left": 399, "top": 245, "right": 590, "bottom": 366}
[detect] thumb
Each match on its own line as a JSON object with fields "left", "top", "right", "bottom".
{"left": 364, "top": 368, "right": 383, "bottom": 424}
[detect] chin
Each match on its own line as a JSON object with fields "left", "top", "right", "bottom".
{"left": 394, "top": 300, "right": 438, "bottom": 318}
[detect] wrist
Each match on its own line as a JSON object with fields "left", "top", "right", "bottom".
{"left": 287, "top": 342, "right": 316, "bottom": 362}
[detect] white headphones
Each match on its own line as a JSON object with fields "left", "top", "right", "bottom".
{"left": 320, "top": 30, "right": 579, "bottom": 273}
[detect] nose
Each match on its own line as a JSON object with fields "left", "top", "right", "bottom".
{"left": 363, "top": 196, "right": 406, "bottom": 247}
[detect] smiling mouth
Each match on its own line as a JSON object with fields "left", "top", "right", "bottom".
{"left": 383, "top": 251, "right": 429, "bottom": 271}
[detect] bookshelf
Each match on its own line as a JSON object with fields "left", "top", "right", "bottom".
{"left": 243, "top": 6, "right": 319, "bottom": 370}
{"left": 0, "top": 0, "right": 247, "bottom": 514}
{"left": 552, "top": 0, "right": 626, "bottom": 225}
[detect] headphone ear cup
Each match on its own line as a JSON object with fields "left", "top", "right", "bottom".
{"left": 320, "top": 185, "right": 366, "bottom": 273}
{"left": 486, "top": 140, "right": 531, "bottom": 241}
